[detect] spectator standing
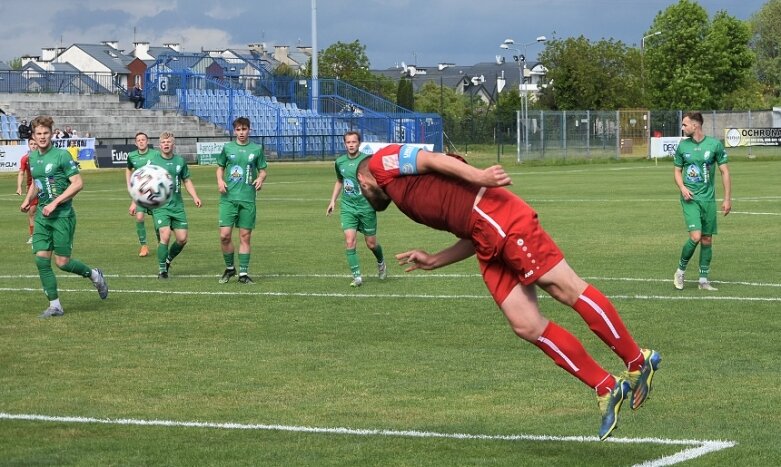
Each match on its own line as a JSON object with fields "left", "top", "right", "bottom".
{"left": 18, "top": 119, "right": 32, "bottom": 140}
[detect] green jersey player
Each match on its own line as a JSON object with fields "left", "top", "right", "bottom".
{"left": 149, "top": 131, "right": 202, "bottom": 279}
{"left": 216, "top": 117, "right": 268, "bottom": 284}
{"left": 126, "top": 131, "right": 161, "bottom": 257}
{"left": 673, "top": 112, "right": 731, "bottom": 291}
{"left": 20, "top": 115, "right": 108, "bottom": 318}
{"left": 326, "top": 131, "right": 386, "bottom": 287}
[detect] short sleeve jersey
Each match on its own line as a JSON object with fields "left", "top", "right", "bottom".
{"left": 368, "top": 145, "right": 480, "bottom": 238}
{"left": 216, "top": 141, "right": 267, "bottom": 202}
{"left": 147, "top": 152, "right": 190, "bottom": 210}
{"left": 20, "top": 153, "right": 32, "bottom": 187}
{"left": 673, "top": 136, "right": 728, "bottom": 201}
{"left": 335, "top": 152, "right": 372, "bottom": 213}
{"left": 127, "top": 148, "right": 161, "bottom": 171}
{"left": 29, "top": 146, "right": 80, "bottom": 218}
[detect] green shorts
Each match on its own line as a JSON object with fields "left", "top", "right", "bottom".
{"left": 32, "top": 213, "right": 76, "bottom": 256}
{"left": 340, "top": 209, "right": 378, "bottom": 236}
{"left": 153, "top": 207, "right": 189, "bottom": 231}
{"left": 681, "top": 198, "right": 718, "bottom": 235}
{"left": 219, "top": 199, "right": 257, "bottom": 230}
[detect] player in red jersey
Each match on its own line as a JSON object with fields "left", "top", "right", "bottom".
{"left": 357, "top": 145, "right": 661, "bottom": 440}
{"left": 16, "top": 138, "right": 38, "bottom": 244}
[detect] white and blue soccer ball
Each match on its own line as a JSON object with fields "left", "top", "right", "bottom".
{"left": 129, "top": 164, "right": 174, "bottom": 209}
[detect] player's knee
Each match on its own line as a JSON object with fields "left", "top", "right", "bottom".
{"left": 689, "top": 232, "right": 702, "bottom": 243}
{"left": 509, "top": 321, "right": 544, "bottom": 341}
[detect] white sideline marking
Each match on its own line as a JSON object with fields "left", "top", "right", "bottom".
{"left": 729, "top": 211, "right": 781, "bottom": 216}
{"left": 1, "top": 273, "right": 780, "bottom": 289}
{"left": 1, "top": 287, "right": 779, "bottom": 302}
{"left": 0, "top": 412, "right": 735, "bottom": 466}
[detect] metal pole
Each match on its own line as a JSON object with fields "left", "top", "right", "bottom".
{"left": 311, "top": 0, "right": 319, "bottom": 113}
{"left": 516, "top": 109, "right": 521, "bottom": 163}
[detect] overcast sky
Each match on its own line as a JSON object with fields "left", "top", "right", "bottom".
{"left": 1, "top": 0, "right": 768, "bottom": 69}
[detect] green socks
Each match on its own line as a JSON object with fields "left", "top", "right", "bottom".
{"left": 136, "top": 221, "right": 147, "bottom": 245}
{"left": 699, "top": 244, "right": 712, "bottom": 279}
{"left": 371, "top": 244, "right": 384, "bottom": 264}
{"left": 238, "top": 253, "right": 250, "bottom": 275}
{"left": 35, "top": 256, "right": 58, "bottom": 300}
{"left": 346, "top": 248, "right": 361, "bottom": 278}
{"left": 678, "top": 238, "right": 698, "bottom": 271}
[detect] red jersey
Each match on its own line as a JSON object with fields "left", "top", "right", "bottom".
{"left": 369, "top": 145, "right": 480, "bottom": 239}
{"left": 368, "top": 145, "right": 563, "bottom": 297}
{"left": 19, "top": 153, "right": 33, "bottom": 187}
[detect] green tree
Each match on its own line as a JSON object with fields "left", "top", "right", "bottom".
{"left": 493, "top": 88, "right": 522, "bottom": 130}
{"left": 9, "top": 57, "right": 22, "bottom": 70}
{"left": 749, "top": 0, "right": 781, "bottom": 103}
{"left": 413, "top": 80, "right": 466, "bottom": 121}
{"left": 312, "top": 40, "right": 373, "bottom": 87}
{"left": 645, "top": 0, "right": 755, "bottom": 109}
{"left": 397, "top": 78, "right": 414, "bottom": 110}
{"left": 537, "top": 36, "right": 642, "bottom": 110}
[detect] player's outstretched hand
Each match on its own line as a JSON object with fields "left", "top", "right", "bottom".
{"left": 395, "top": 249, "right": 435, "bottom": 272}
{"left": 481, "top": 165, "right": 512, "bottom": 187}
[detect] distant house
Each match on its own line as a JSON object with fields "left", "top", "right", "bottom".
{"left": 372, "top": 60, "right": 548, "bottom": 106}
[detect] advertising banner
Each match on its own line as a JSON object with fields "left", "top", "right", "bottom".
{"left": 196, "top": 141, "right": 226, "bottom": 165}
{"left": 0, "top": 138, "right": 96, "bottom": 172}
{"left": 95, "top": 144, "right": 137, "bottom": 169}
{"left": 724, "top": 128, "right": 781, "bottom": 147}
{"left": 649, "top": 137, "right": 683, "bottom": 159}
{"left": 0, "top": 144, "right": 28, "bottom": 172}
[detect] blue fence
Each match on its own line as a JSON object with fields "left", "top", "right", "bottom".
{"left": 146, "top": 70, "right": 443, "bottom": 157}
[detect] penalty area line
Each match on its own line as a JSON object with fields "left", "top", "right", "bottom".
{"left": 0, "top": 412, "right": 735, "bottom": 466}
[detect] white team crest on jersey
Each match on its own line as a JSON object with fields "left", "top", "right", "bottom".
{"left": 381, "top": 154, "right": 399, "bottom": 171}
{"left": 45, "top": 163, "right": 54, "bottom": 174}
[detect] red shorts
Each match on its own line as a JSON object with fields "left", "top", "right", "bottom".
{"left": 470, "top": 188, "right": 564, "bottom": 306}
{"left": 28, "top": 193, "right": 39, "bottom": 207}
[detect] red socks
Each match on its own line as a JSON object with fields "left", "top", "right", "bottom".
{"left": 534, "top": 321, "right": 615, "bottom": 396}
{"left": 573, "top": 285, "right": 643, "bottom": 372}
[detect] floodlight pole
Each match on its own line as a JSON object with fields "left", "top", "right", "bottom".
{"left": 641, "top": 31, "right": 661, "bottom": 104}
{"left": 311, "top": 0, "right": 319, "bottom": 112}
{"left": 500, "top": 36, "right": 546, "bottom": 162}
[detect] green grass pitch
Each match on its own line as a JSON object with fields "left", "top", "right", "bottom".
{"left": 1, "top": 156, "right": 779, "bottom": 466}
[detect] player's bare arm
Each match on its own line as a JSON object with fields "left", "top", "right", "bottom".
{"left": 416, "top": 151, "right": 512, "bottom": 187}
{"left": 42, "top": 173, "right": 83, "bottom": 217}
{"left": 326, "top": 180, "right": 343, "bottom": 216}
{"left": 20, "top": 184, "right": 39, "bottom": 212}
{"left": 673, "top": 166, "right": 693, "bottom": 200}
{"left": 396, "top": 238, "right": 475, "bottom": 272}
{"left": 253, "top": 169, "right": 267, "bottom": 191}
{"left": 184, "top": 178, "right": 202, "bottom": 207}
{"left": 216, "top": 166, "right": 227, "bottom": 193}
{"left": 720, "top": 164, "right": 732, "bottom": 216}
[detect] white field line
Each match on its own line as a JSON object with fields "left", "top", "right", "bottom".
{"left": 1, "top": 287, "right": 779, "bottom": 302}
{"left": 1, "top": 273, "right": 780, "bottom": 289}
{"left": 0, "top": 412, "right": 736, "bottom": 466}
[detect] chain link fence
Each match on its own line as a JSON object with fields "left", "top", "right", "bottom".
{"left": 446, "top": 109, "right": 779, "bottom": 161}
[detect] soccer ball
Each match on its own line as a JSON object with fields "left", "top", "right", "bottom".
{"left": 129, "top": 165, "right": 174, "bottom": 209}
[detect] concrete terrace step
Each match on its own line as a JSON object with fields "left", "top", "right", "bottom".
{"left": 1, "top": 93, "right": 229, "bottom": 160}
